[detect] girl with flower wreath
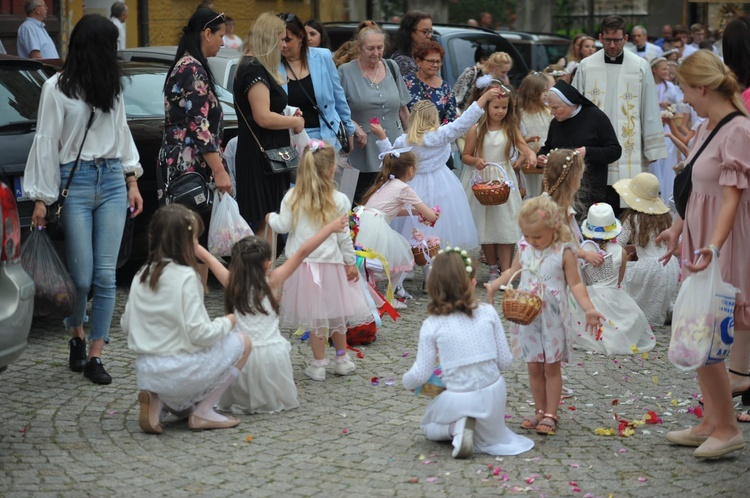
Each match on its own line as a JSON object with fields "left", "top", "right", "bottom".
{"left": 403, "top": 248, "right": 534, "bottom": 458}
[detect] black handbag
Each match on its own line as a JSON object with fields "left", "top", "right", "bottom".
{"left": 166, "top": 171, "right": 214, "bottom": 213}
{"left": 236, "top": 101, "right": 299, "bottom": 175}
{"left": 45, "top": 108, "right": 96, "bottom": 240}
{"left": 673, "top": 111, "right": 741, "bottom": 218}
{"left": 285, "top": 62, "right": 351, "bottom": 153}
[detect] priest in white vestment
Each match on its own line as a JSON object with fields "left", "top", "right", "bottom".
{"left": 572, "top": 15, "right": 667, "bottom": 210}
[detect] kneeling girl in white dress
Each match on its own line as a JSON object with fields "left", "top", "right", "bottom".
{"left": 385, "top": 85, "right": 506, "bottom": 251}
{"left": 613, "top": 173, "right": 679, "bottom": 326}
{"left": 355, "top": 145, "right": 438, "bottom": 301}
{"left": 573, "top": 203, "right": 655, "bottom": 354}
{"left": 123, "top": 205, "right": 252, "bottom": 434}
{"left": 194, "top": 217, "right": 348, "bottom": 414}
{"left": 402, "top": 248, "right": 534, "bottom": 458}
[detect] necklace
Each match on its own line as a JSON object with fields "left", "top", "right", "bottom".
{"left": 360, "top": 61, "right": 381, "bottom": 88}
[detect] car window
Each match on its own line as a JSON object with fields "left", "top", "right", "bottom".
{"left": 445, "top": 35, "right": 527, "bottom": 88}
{"left": 121, "top": 69, "right": 236, "bottom": 118}
{"left": 543, "top": 43, "right": 568, "bottom": 66}
{"left": 0, "top": 67, "right": 47, "bottom": 126}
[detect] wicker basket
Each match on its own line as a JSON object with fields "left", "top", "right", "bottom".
{"left": 580, "top": 240, "right": 616, "bottom": 285}
{"left": 472, "top": 163, "right": 512, "bottom": 206}
{"left": 501, "top": 269, "right": 544, "bottom": 325}
{"left": 412, "top": 243, "right": 440, "bottom": 267}
{"left": 418, "top": 382, "right": 446, "bottom": 398}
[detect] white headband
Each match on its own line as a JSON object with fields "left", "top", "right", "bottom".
{"left": 378, "top": 146, "right": 413, "bottom": 162}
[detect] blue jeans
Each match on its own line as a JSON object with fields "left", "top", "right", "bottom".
{"left": 60, "top": 158, "right": 127, "bottom": 342}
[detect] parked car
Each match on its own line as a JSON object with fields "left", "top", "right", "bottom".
{"left": 324, "top": 22, "right": 529, "bottom": 88}
{"left": 498, "top": 31, "right": 571, "bottom": 71}
{"left": 119, "top": 46, "right": 242, "bottom": 94}
{"left": 0, "top": 55, "right": 51, "bottom": 232}
{"left": 0, "top": 181, "right": 34, "bottom": 373}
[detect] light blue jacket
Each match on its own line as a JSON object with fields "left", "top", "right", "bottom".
{"left": 280, "top": 47, "right": 355, "bottom": 151}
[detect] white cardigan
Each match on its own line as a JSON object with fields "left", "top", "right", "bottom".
{"left": 123, "top": 262, "right": 232, "bottom": 356}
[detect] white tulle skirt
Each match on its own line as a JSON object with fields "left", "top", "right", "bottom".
{"left": 135, "top": 333, "right": 244, "bottom": 412}
{"left": 354, "top": 206, "right": 415, "bottom": 274}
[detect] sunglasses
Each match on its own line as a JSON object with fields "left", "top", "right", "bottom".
{"left": 203, "top": 12, "right": 225, "bottom": 31}
{"left": 278, "top": 13, "right": 296, "bottom": 23}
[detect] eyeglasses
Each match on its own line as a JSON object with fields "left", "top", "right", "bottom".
{"left": 414, "top": 29, "right": 433, "bottom": 36}
{"left": 278, "top": 13, "right": 296, "bottom": 23}
{"left": 602, "top": 37, "right": 625, "bottom": 45}
{"left": 421, "top": 58, "right": 442, "bottom": 66}
{"left": 203, "top": 12, "right": 225, "bottom": 31}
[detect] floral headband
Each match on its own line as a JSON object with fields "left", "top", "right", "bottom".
{"left": 543, "top": 149, "right": 580, "bottom": 195}
{"left": 438, "top": 246, "right": 473, "bottom": 274}
{"left": 308, "top": 139, "right": 327, "bottom": 152}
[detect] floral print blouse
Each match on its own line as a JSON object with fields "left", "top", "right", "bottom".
{"left": 157, "top": 53, "right": 224, "bottom": 198}
{"left": 403, "top": 73, "right": 458, "bottom": 124}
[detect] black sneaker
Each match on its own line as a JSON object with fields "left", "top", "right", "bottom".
{"left": 68, "top": 337, "right": 87, "bottom": 372}
{"left": 83, "top": 357, "right": 112, "bottom": 385}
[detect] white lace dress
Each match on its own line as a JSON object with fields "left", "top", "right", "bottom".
{"left": 386, "top": 102, "right": 482, "bottom": 250}
{"left": 520, "top": 109, "right": 552, "bottom": 198}
{"left": 218, "top": 295, "right": 300, "bottom": 414}
{"left": 615, "top": 218, "right": 680, "bottom": 326}
{"left": 572, "top": 241, "right": 655, "bottom": 354}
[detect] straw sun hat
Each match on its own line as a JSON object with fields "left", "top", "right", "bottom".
{"left": 612, "top": 173, "right": 670, "bottom": 215}
{"left": 581, "top": 203, "right": 622, "bottom": 240}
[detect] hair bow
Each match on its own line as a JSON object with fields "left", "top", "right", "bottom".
{"left": 377, "top": 146, "right": 413, "bottom": 162}
{"left": 309, "top": 139, "right": 326, "bottom": 152}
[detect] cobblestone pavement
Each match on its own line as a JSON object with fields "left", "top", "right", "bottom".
{"left": 1, "top": 258, "right": 748, "bottom": 497}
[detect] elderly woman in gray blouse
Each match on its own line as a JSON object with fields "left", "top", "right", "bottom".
{"left": 338, "top": 25, "right": 410, "bottom": 203}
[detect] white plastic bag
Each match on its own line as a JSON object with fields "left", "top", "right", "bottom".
{"left": 668, "top": 257, "right": 739, "bottom": 371}
{"left": 284, "top": 105, "right": 311, "bottom": 156}
{"left": 208, "top": 191, "right": 254, "bottom": 257}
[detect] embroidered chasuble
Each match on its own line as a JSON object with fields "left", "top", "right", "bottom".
{"left": 572, "top": 50, "right": 667, "bottom": 189}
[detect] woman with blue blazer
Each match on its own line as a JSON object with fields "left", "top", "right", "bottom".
{"left": 278, "top": 13, "right": 354, "bottom": 153}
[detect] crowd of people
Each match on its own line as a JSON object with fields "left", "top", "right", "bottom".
{"left": 20, "top": 6, "right": 749, "bottom": 461}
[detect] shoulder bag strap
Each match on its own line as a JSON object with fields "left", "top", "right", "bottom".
{"left": 386, "top": 58, "right": 401, "bottom": 86}
{"left": 56, "top": 107, "right": 95, "bottom": 217}
{"left": 685, "top": 111, "right": 743, "bottom": 170}
{"left": 234, "top": 98, "right": 267, "bottom": 153}
{"left": 284, "top": 62, "right": 336, "bottom": 133}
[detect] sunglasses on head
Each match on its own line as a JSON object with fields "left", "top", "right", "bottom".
{"left": 278, "top": 13, "right": 296, "bottom": 23}
{"left": 202, "top": 12, "right": 225, "bottom": 31}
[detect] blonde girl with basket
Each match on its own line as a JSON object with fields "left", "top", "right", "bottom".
{"left": 461, "top": 79, "right": 537, "bottom": 280}
{"left": 485, "top": 196, "right": 603, "bottom": 435}
{"left": 384, "top": 85, "right": 504, "bottom": 252}
{"left": 517, "top": 71, "right": 553, "bottom": 198}
{"left": 613, "top": 172, "right": 680, "bottom": 326}
{"left": 402, "top": 248, "right": 534, "bottom": 459}
{"left": 572, "top": 203, "right": 654, "bottom": 355}
{"left": 267, "top": 140, "right": 372, "bottom": 381}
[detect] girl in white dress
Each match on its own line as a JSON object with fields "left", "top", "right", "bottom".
{"left": 268, "top": 141, "right": 373, "bottom": 381}
{"left": 194, "top": 216, "right": 347, "bottom": 414}
{"left": 573, "top": 203, "right": 655, "bottom": 355}
{"left": 461, "top": 79, "right": 537, "bottom": 280}
{"left": 402, "top": 248, "right": 534, "bottom": 458}
{"left": 485, "top": 196, "right": 604, "bottom": 436}
{"left": 649, "top": 58, "right": 681, "bottom": 203}
{"left": 517, "top": 72, "right": 553, "bottom": 198}
{"left": 613, "top": 173, "right": 680, "bottom": 326}
{"left": 385, "top": 85, "right": 505, "bottom": 251}
{"left": 354, "top": 146, "right": 438, "bottom": 302}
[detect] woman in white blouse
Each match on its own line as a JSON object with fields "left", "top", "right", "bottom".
{"left": 24, "top": 14, "right": 143, "bottom": 385}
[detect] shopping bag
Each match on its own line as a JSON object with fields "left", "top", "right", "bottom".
{"left": 334, "top": 155, "right": 359, "bottom": 206}
{"left": 20, "top": 229, "right": 77, "bottom": 318}
{"left": 207, "top": 191, "right": 254, "bottom": 257}
{"left": 668, "top": 257, "right": 739, "bottom": 371}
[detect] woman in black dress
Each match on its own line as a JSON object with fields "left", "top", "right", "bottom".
{"left": 234, "top": 12, "right": 304, "bottom": 241}
{"left": 537, "top": 80, "right": 622, "bottom": 212}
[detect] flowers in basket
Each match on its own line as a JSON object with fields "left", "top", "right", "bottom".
{"left": 660, "top": 104, "right": 677, "bottom": 120}
{"left": 411, "top": 228, "right": 441, "bottom": 266}
{"left": 417, "top": 205, "right": 441, "bottom": 227}
{"left": 348, "top": 210, "right": 360, "bottom": 244}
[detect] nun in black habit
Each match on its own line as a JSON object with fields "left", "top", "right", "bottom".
{"left": 537, "top": 80, "right": 622, "bottom": 212}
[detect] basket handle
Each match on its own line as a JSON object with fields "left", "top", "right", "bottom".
{"left": 483, "top": 162, "right": 509, "bottom": 183}
{"left": 500, "top": 267, "right": 545, "bottom": 296}
{"left": 580, "top": 239, "right": 603, "bottom": 254}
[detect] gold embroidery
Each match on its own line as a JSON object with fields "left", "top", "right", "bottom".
{"left": 587, "top": 79, "right": 603, "bottom": 108}
{"left": 619, "top": 84, "right": 637, "bottom": 179}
